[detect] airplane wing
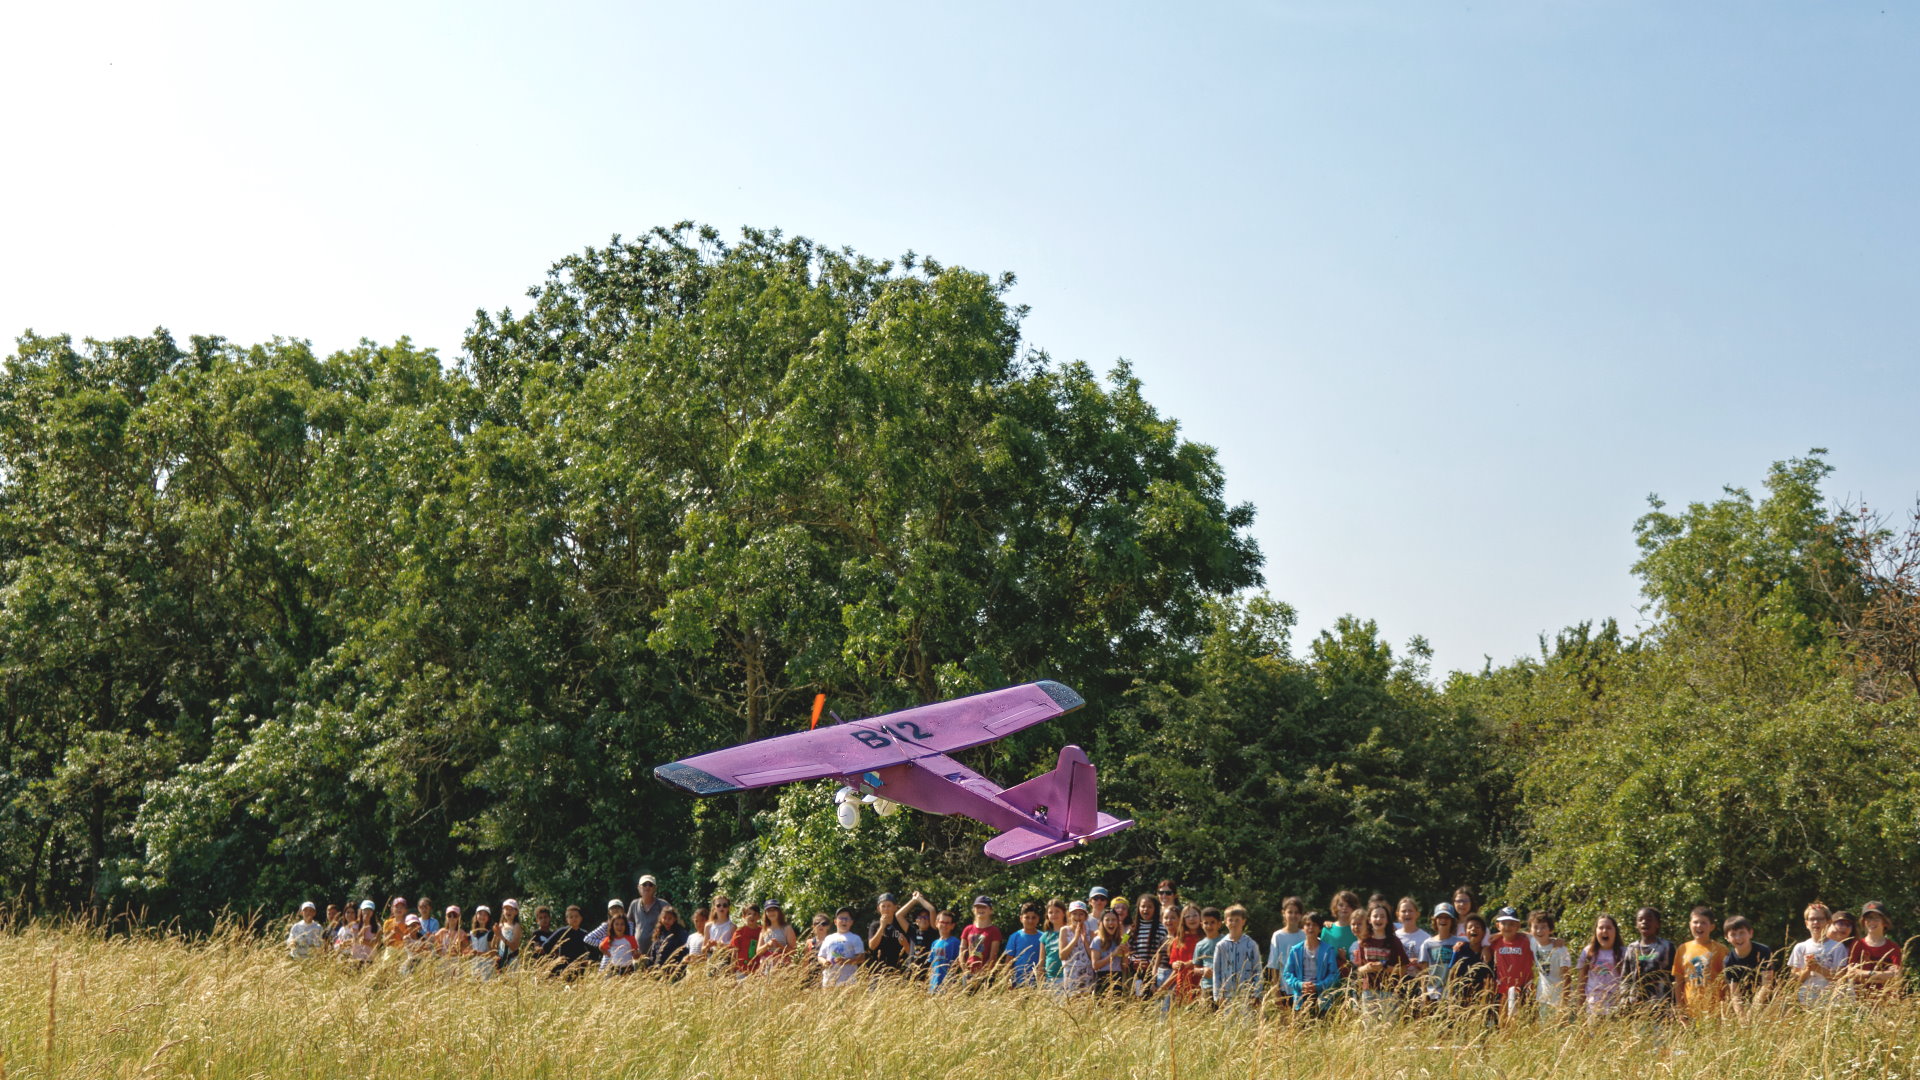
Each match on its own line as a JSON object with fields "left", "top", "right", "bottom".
{"left": 653, "top": 680, "right": 1084, "bottom": 796}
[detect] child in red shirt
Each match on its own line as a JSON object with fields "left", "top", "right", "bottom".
{"left": 960, "top": 896, "right": 1004, "bottom": 980}
{"left": 1491, "top": 907, "right": 1537, "bottom": 1017}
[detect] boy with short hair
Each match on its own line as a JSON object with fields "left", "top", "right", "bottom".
{"left": 1621, "top": 907, "right": 1676, "bottom": 1015}
{"left": 1490, "top": 908, "right": 1537, "bottom": 1018}
{"left": 1213, "top": 905, "right": 1263, "bottom": 1007}
{"left": 733, "top": 903, "right": 762, "bottom": 973}
{"left": 1266, "top": 896, "right": 1307, "bottom": 992}
{"left": 1193, "top": 907, "right": 1224, "bottom": 1002}
{"left": 1006, "top": 902, "right": 1046, "bottom": 987}
{"left": 1448, "top": 912, "right": 1498, "bottom": 1025}
{"left": 1720, "top": 915, "right": 1774, "bottom": 1010}
{"left": 1673, "top": 906, "right": 1728, "bottom": 1017}
{"left": 817, "top": 907, "right": 867, "bottom": 987}
{"left": 1530, "top": 910, "right": 1572, "bottom": 1016}
{"left": 960, "top": 897, "right": 1004, "bottom": 982}
{"left": 1282, "top": 911, "right": 1343, "bottom": 1013}
{"left": 928, "top": 910, "right": 962, "bottom": 992}
{"left": 1788, "top": 902, "right": 1849, "bottom": 1005}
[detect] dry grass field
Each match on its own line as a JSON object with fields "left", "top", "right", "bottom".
{"left": 2, "top": 924, "right": 1917, "bottom": 1079}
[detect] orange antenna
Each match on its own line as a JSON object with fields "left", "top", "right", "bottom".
{"left": 809, "top": 693, "right": 826, "bottom": 730}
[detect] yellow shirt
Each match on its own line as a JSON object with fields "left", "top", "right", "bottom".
{"left": 1674, "top": 940, "right": 1728, "bottom": 1014}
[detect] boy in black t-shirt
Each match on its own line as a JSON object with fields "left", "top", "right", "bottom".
{"left": 1448, "top": 913, "right": 1498, "bottom": 1027}
{"left": 1621, "top": 907, "right": 1676, "bottom": 1015}
{"left": 1720, "top": 915, "right": 1774, "bottom": 1011}
{"left": 867, "top": 892, "right": 911, "bottom": 975}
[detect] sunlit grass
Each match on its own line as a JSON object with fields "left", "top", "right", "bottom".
{"left": 2, "top": 923, "right": 1917, "bottom": 1079}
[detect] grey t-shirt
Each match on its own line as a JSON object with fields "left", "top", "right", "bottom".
{"left": 628, "top": 897, "right": 668, "bottom": 946}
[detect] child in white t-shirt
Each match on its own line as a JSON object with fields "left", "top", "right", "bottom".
{"left": 1788, "top": 903, "right": 1850, "bottom": 1005}
{"left": 817, "top": 908, "right": 867, "bottom": 987}
{"left": 1530, "top": 910, "right": 1572, "bottom": 1013}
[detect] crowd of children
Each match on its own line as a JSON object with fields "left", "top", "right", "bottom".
{"left": 283, "top": 877, "right": 1906, "bottom": 1019}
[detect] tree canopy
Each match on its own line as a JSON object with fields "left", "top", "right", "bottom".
{"left": 1, "top": 226, "right": 1912, "bottom": 934}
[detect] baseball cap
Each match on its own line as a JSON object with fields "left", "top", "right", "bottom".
{"left": 502, "top": 898, "right": 519, "bottom": 910}
{"left": 405, "top": 914, "right": 421, "bottom": 926}
{"left": 762, "top": 899, "right": 782, "bottom": 911}
{"left": 607, "top": 898, "right": 626, "bottom": 910}
{"left": 1861, "top": 901, "right": 1892, "bottom": 929}
{"left": 835, "top": 907, "right": 856, "bottom": 918}
{"left": 1088, "top": 886, "right": 1110, "bottom": 899}
{"left": 359, "top": 900, "right": 376, "bottom": 911}
{"left": 299, "top": 901, "right": 316, "bottom": 912}
{"left": 877, "top": 892, "right": 898, "bottom": 905}
{"left": 638, "top": 874, "right": 658, "bottom": 887}
{"left": 445, "top": 905, "right": 461, "bottom": 915}
{"left": 1495, "top": 906, "right": 1521, "bottom": 923}
{"left": 1069, "top": 900, "right": 1089, "bottom": 913}
{"left": 973, "top": 895, "right": 994, "bottom": 908}
{"left": 1432, "top": 902, "right": 1457, "bottom": 919}
{"left": 474, "top": 905, "right": 491, "bottom": 915}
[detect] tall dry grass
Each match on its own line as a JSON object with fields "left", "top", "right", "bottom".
{"left": 2, "top": 923, "right": 1918, "bottom": 1080}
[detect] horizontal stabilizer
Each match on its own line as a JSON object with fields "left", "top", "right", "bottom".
{"left": 982, "top": 812, "right": 1134, "bottom": 865}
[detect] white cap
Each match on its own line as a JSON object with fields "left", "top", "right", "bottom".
{"left": 1069, "top": 901, "right": 1089, "bottom": 913}
{"left": 638, "top": 874, "right": 658, "bottom": 887}
{"left": 607, "top": 898, "right": 625, "bottom": 910}
{"left": 502, "top": 898, "right": 519, "bottom": 909}
{"left": 299, "top": 901, "right": 316, "bottom": 911}
{"left": 359, "top": 900, "right": 376, "bottom": 910}
{"left": 474, "top": 904, "right": 491, "bottom": 914}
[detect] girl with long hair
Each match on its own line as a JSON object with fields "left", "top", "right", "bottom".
{"left": 1351, "top": 903, "right": 1409, "bottom": 1020}
{"left": 1576, "top": 913, "right": 1626, "bottom": 1017}
{"left": 1128, "top": 893, "right": 1167, "bottom": 998}
{"left": 598, "top": 911, "right": 640, "bottom": 975}
{"left": 1092, "top": 908, "right": 1128, "bottom": 998}
{"left": 1163, "top": 905, "right": 1204, "bottom": 1004}
{"left": 757, "top": 902, "right": 797, "bottom": 971}
{"left": 648, "top": 906, "right": 691, "bottom": 972}
{"left": 468, "top": 906, "right": 497, "bottom": 980}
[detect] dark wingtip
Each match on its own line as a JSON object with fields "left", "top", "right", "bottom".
{"left": 1035, "top": 680, "right": 1084, "bottom": 712}
{"left": 653, "top": 761, "right": 742, "bottom": 796}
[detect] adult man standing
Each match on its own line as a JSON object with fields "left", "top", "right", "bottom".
{"left": 627, "top": 875, "right": 668, "bottom": 947}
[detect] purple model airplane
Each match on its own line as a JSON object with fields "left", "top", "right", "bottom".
{"left": 653, "top": 681, "right": 1133, "bottom": 864}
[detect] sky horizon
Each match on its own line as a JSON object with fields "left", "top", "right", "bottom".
{"left": 4, "top": 1, "right": 1914, "bottom": 677}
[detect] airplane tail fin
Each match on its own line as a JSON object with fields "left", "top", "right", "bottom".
{"left": 989, "top": 745, "right": 1133, "bottom": 863}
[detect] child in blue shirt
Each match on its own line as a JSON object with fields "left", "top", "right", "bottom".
{"left": 928, "top": 910, "right": 962, "bottom": 991}
{"left": 1006, "top": 902, "right": 1046, "bottom": 987}
{"left": 1283, "top": 911, "right": 1344, "bottom": 1013}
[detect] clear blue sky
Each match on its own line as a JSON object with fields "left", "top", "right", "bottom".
{"left": 4, "top": 1, "right": 1915, "bottom": 676}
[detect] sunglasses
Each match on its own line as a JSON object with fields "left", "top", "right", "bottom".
{"left": 1157, "top": 890, "right": 1175, "bottom": 895}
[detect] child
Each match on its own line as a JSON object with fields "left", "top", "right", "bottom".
{"left": 1352, "top": 904, "right": 1409, "bottom": 1020}
{"left": 928, "top": 910, "right": 962, "bottom": 992}
{"left": 817, "top": 908, "right": 866, "bottom": 988}
{"left": 732, "top": 903, "right": 762, "bottom": 973}
{"left": 1788, "top": 902, "right": 1849, "bottom": 1006}
{"left": 1059, "top": 901, "right": 1095, "bottom": 995}
{"left": 496, "top": 899, "right": 522, "bottom": 971}
{"left": 867, "top": 893, "right": 910, "bottom": 976}
{"left": 1266, "top": 896, "right": 1308, "bottom": 995}
{"left": 1720, "top": 915, "right": 1774, "bottom": 1011}
{"left": 1530, "top": 910, "right": 1572, "bottom": 1016}
{"left": 705, "top": 895, "right": 735, "bottom": 954}
{"left": 1448, "top": 913, "right": 1497, "bottom": 1025}
{"left": 1418, "top": 903, "right": 1464, "bottom": 1006}
{"left": 1488, "top": 907, "right": 1535, "bottom": 1019}
{"left": 646, "top": 906, "right": 691, "bottom": 971}
{"left": 287, "top": 902, "right": 326, "bottom": 959}
{"left": 1673, "top": 906, "right": 1728, "bottom": 1017}
{"left": 468, "top": 905, "right": 497, "bottom": 979}
{"left": 1127, "top": 894, "right": 1166, "bottom": 997}
{"left": 1321, "top": 891, "right": 1360, "bottom": 959}
{"left": 1041, "top": 898, "right": 1068, "bottom": 987}
{"left": 1006, "top": 902, "right": 1046, "bottom": 988}
{"left": 597, "top": 911, "right": 639, "bottom": 975}
{"left": 961, "top": 896, "right": 1005, "bottom": 982}
{"left": 1618, "top": 907, "right": 1676, "bottom": 1015}
{"left": 1846, "top": 901, "right": 1902, "bottom": 1003}
{"left": 550, "top": 905, "right": 596, "bottom": 976}
{"left": 1395, "top": 897, "right": 1431, "bottom": 971}
{"left": 1452, "top": 887, "right": 1479, "bottom": 924}
{"left": 1212, "top": 904, "right": 1263, "bottom": 1007}
{"left": 756, "top": 901, "right": 797, "bottom": 970}
{"left": 343, "top": 901, "right": 379, "bottom": 962}
{"left": 1283, "top": 911, "right": 1343, "bottom": 1013}
{"left": 1163, "top": 906, "right": 1202, "bottom": 1004}
{"left": 1091, "top": 909, "right": 1127, "bottom": 996}
{"left": 1576, "top": 913, "right": 1626, "bottom": 1017}
{"left": 902, "top": 899, "right": 939, "bottom": 977}
{"left": 1193, "top": 907, "right": 1223, "bottom": 1002}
